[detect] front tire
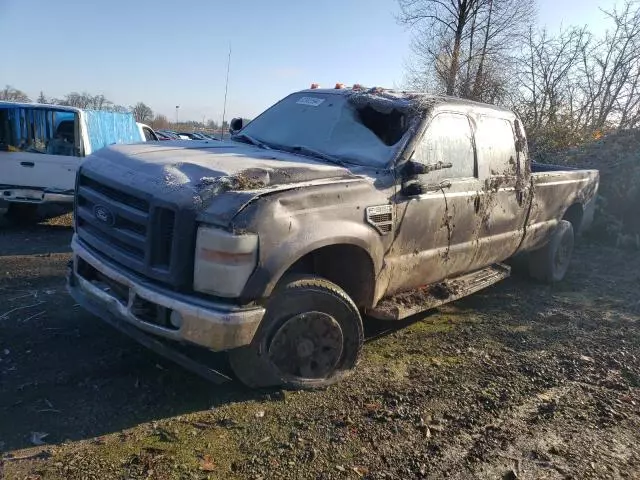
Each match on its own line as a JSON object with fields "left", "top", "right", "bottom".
{"left": 228, "top": 275, "right": 364, "bottom": 390}
{"left": 528, "top": 220, "right": 574, "bottom": 283}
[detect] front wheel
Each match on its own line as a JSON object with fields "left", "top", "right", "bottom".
{"left": 528, "top": 220, "right": 575, "bottom": 283}
{"left": 228, "top": 275, "right": 364, "bottom": 390}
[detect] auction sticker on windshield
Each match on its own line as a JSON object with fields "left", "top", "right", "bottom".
{"left": 296, "top": 97, "right": 325, "bottom": 107}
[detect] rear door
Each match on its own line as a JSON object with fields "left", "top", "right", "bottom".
{"left": 467, "top": 114, "right": 531, "bottom": 269}
{"left": 0, "top": 106, "right": 82, "bottom": 194}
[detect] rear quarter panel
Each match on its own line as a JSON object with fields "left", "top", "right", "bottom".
{"left": 520, "top": 169, "right": 599, "bottom": 252}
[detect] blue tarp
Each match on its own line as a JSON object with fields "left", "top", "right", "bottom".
{"left": 84, "top": 110, "right": 143, "bottom": 153}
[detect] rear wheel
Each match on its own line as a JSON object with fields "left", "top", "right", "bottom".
{"left": 228, "top": 275, "right": 364, "bottom": 390}
{"left": 528, "top": 220, "right": 574, "bottom": 283}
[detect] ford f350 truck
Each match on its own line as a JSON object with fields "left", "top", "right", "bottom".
{"left": 67, "top": 86, "right": 599, "bottom": 389}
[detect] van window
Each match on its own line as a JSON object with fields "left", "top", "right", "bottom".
{"left": 475, "top": 116, "right": 517, "bottom": 176}
{"left": 0, "top": 107, "right": 78, "bottom": 157}
{"left": 414, "top": 112, "right": 475, "bottom": 182}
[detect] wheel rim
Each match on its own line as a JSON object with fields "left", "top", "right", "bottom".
{"left": 268, "top": 311, "right": 344, "bottom": 379}
{"left": 554, "top": 232, "right": 573, "bottom": 271}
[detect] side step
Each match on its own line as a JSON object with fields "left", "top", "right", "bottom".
{"left": 366, "top": 263, "right": 511, "bottom": 321}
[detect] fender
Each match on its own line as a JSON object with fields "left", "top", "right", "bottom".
{"left": 241, "top": 219, "right": 386, "bottom": 301}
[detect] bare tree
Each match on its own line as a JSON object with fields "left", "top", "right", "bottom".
{"left": 510, "top": 26, "right": 590, "bottom": 149}
{"left": 0, "top": 85, "right": 31, "bottom": 102}
{"left": 110, "top": 104, "right": 130, "bottom": 114}
{"left": 399, "top": 0, "right": 533, "bottom": 101}
{"left": 399, "top": 0, "right": 484, "bottom": 95}
{"left": 151, "top": 114, "right": 171, "bottom": 130}
{"left": 131, "top": 102, "right": 154, "bottom": 123}
{"left": 511, "top": 1, "right": 640, "bottom": 154}
{"left": 88, "top": 94, "right": 113, "bottom": 111}
{"left": 37, "top": 91, "right": 48, "bottom": 104}
{"left": 580, "top": 1, "right": 640, "bottom": 130}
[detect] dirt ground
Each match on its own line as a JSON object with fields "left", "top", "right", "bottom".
{"left": 1, "top": 213, "right": 639, "bottom": 480}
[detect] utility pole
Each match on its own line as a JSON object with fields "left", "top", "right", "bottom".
{"left": 221, "top": 45, "right": 231, "bottom": 140}
{"left": 175, "top": 105, "right": 180, "bottom": 126}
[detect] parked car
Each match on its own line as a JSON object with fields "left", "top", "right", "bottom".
{"left": 157, "top": 130, "right": 180, "bottom": 140}
{"left": 178, "top": 132, "right": 210, "bottom": 140}
{"left": 67, "top": 87, "right": 599, "bottom": 389}
{"left": 137, "top": 123, "right": 159, "bottom": 141}
{"left": 154, "top": 131, "right": 173, "bottom": 141}
{"left": 199, "top": 133, "right": 220, "bottom": 141}
{"left": 0, "top": 101, "right": 143, "bottom": 221}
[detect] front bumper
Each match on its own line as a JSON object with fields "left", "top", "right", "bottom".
{"left": 1, "top": 187, "right": 74, "bottom": 203}
{"left": 68, "top": 236, "right": 265, "bottom": 351}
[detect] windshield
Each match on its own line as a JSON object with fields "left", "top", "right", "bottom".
{"left": 237, "top": 92, "right": 412, "bottom": 167}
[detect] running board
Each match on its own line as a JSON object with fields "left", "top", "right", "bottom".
{"left": 366, "top": 263, "right": 511, "bottom": 321}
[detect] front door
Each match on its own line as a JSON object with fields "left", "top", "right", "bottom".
{"left": 385, "top": 111, "right": 482, "bottom": 296}
{"left": 0, "top": 107, "right": 82, "bottom": 193}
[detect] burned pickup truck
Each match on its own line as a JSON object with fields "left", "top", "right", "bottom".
{"left": 67, "top": 86, "right": 599, "bottom": 389}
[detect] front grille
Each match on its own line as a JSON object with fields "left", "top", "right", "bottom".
{"left": 79, "top": 175, "right": 149, "bottom": 212}
{"left": 75, "top": 172, "right": 193, "bottom": 289}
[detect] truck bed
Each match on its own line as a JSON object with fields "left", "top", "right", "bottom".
{"left": 519, "top": 165, "right": 599, "bottom": 252}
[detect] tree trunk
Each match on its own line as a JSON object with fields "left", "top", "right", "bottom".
{"left": 448, "top": 20, "right": 466, "bottom": 95}
{"left": 472, "top": 0, "right": 493, "bottom": 100}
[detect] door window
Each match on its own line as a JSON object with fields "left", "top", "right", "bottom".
{"left": 0, "top": 107, "right": 78, "bottom": 156}
{"left": 414, "top": 112, "right": 475, "bottom": 182}
{"left": 475, "top": 116, "right": 518, "bottom": 176}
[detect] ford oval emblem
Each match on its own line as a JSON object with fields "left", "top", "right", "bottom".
{"left": 94, "top": 205, "right": 115, "bottom": 225}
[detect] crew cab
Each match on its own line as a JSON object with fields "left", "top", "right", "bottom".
{"left": 0, "top": 102, "right": 144, "bottom": 221}
{"left": 67, "top": 87, "right": 599, "bottom": 389}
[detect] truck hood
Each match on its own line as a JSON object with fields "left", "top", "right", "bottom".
{"left": 82, "top": 140, "right": 361, "bottom": 225}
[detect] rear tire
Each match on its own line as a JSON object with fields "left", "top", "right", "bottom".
{"left": 6, "top": 203, "right": 40, "bottom": 225}
{"left": 528, "top": 220, "right": 574, "bottom": 283}
{"left": 228, "top": 275, "right": 364, "bottom": 390}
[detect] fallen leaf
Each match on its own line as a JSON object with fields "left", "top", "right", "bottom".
{"left": 255, "top": 410, "right": 265, "bottom": 418}
{"left": 364, "top": 402, "right": 382, "bottom": 413}
{"left": 200, "top": 454, "right": 216, "bottom": 471}
{"left": 353, "top": 465, "right": 369, "bottom": 477}
{"left": 30, "top": 431, "right": 49, "bottom": 446}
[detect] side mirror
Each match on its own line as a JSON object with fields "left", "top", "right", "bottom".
{"left": 229, "top": 117, "right": 244, "bottom": 135}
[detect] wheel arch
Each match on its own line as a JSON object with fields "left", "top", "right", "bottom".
{"left": 562, "top": 203, "right": 584, "bottom": 235}
{"left": 242, "top": 233, "right": 383, "bottom": 309}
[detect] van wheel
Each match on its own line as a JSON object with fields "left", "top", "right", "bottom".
{"left": 6, "top": 203, "right": 40, "bottom": 225}
{"left": 228, "top": 275, "right": 364, "bottom": 390}
{"left": 528, "top": 220, "right": 574, "bottom": 283}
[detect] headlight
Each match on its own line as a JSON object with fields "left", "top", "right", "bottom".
{"left": 193, "top": 226, "right": 258, "bottom": 298}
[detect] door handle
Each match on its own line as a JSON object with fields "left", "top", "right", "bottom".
{"left": 20, "top": 161, "right": 35, "bottom": 168}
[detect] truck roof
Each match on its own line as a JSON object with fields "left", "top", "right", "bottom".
{"left": 0, "top": 101, "right": 82, "bottom": 113}
{"left": 296, "top": 87, "right": 514, "bottom": 115}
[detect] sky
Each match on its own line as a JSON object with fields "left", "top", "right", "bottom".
{"left": 0, "top": 0, "right": 624, "bottom": 123}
